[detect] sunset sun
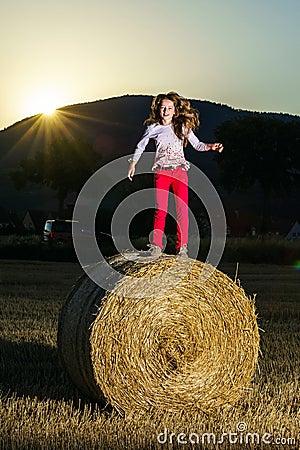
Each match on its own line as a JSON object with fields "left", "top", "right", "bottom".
{"left": 41, "top": 101, "right": 57, "bottom": 115}
{"left": 25, "top": 89, "right": 65, "bottom": 117}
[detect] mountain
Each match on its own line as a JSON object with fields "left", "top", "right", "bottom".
{"left": 0, "top": 94, "right": 299, "bottom": 221}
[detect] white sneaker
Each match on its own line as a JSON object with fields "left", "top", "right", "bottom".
{"left": 178, "top": 245, "right": 188, "bottom": 259}
{"left": 141, "top": 244, "right": 162, "bottom": 258}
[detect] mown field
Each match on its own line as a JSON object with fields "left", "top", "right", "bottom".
{"left": 0, "top": 259, "right": 299, "bottom": 449}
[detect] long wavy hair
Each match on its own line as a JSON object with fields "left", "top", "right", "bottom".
{"left": 144, "top": 92, "right": 200, "bottom": 147}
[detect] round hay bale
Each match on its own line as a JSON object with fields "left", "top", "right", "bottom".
{"left": 58, "top": 254, "right": 259, "bottom": 414}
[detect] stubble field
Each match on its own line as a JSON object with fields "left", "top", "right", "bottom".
{"left": 0, "top": 259, "right": 299, "bottom": 449}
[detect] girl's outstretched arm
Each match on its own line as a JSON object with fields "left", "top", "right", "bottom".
{"left": 187, "top": 130, "right": 223, "bottom": 153}
{"left": 128, "top": 125, "right": 153, "bottom": 181}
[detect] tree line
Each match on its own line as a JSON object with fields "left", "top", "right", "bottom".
{"left": 215, "top": 116, "right": 300, "bottom": 233}
{"left": 11, "top": 137, "right": 101, "bottom": 215}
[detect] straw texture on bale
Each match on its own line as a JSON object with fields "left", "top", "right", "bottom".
{"left": 58, "top": 253, "right": 259, "bottom": 414}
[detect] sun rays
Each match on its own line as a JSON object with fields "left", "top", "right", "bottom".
{"left": 1, "top": 105, "right": 131, "bottom": 166}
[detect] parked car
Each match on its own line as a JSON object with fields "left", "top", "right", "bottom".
{"left": 43, "top": 219, "right": 114, "bottom": 253}
{"left": 43, "top": 219, "right": 76, "bottom": 244}
{"left": 43, "top": 219, "right": 94, "bottom": 245}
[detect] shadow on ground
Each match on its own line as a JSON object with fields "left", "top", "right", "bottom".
{"left": 0, "top": 338, "right": 106, "bottom": 410}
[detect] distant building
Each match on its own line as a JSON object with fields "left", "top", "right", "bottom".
{"left": 286, "top": 221, "right": 300, "bottom": 240}
{"left": 22, "top": 210, "right": 55, "bottom": 233}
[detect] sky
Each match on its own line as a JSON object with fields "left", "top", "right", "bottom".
{"left": 0, "top": 0, "right": 299, "bottom": 130}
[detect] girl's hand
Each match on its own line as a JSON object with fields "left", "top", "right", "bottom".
{"left": 211, "top": 143, "right": 223, "bottom": 153}
{"left": 205, "top": 143, "right": 223, "bottom": 153}
{"left": 128, "top": 161, "right": 136, "bottom": 181}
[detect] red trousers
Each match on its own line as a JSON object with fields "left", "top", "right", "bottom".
{"left": 152, "top": 168, "right": 188, "bottom": 250}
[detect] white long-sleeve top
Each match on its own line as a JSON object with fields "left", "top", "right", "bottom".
{"left": 131, "top": 123, "right": 207, "bottom": 171}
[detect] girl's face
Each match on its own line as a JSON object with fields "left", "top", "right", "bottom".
{"left": 159, "top": 99, "right": 175, "bottom": 125}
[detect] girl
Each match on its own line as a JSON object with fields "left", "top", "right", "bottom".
{"left": 128, "top": 92, "right": 223, "bottom": 258}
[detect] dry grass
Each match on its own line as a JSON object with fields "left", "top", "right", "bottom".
{"left": 0, "top": 259, "right": 299, "bottom": 449}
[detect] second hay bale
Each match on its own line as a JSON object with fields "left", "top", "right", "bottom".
{"left": 89, "top": 255, "right": 259, "bottom": 414}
